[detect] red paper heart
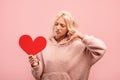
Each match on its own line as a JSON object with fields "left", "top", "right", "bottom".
{"left": 19, "top": 35, "right": 47, "bottom": 55}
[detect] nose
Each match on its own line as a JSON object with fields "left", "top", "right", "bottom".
{"left": 56, "top": 24, "right": 61, "bottom": 30}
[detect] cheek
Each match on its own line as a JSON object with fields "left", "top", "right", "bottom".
{"left": 53, "top": 26, "right": 56, "bottom": 32}
{"left": 63, "top": 29, "right": 68, "bottom": 34}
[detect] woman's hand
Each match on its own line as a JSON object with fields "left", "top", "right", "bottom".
{"left": 28, "top": 55, "right": 39, "bottom": 67}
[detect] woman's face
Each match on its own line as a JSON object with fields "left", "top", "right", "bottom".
{"left": 53, "top": 17, "right": 68, "bottom": 40}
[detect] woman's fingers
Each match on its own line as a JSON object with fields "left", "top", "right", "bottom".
{"left": 28, "top": 55, "right": 39, "bottom": 67}
{"left": 29, "top": 58, "right": 38, "bottom": 64}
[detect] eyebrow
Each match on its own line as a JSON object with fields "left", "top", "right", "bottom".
{"left": 55, "top": 22, "right": 66, "bottom": 25}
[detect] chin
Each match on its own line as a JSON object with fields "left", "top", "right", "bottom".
{"left": 54, "top": 35, "right": 60, "bottom": 38}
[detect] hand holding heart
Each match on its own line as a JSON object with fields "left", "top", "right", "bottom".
{"left": 28, "top": 55, "right": 39, "bottom": 67}
{"left": 19, "top": 35, "right": 47, "bottom": 55}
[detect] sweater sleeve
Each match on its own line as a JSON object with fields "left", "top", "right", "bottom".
{"left": 82, "top": 35, "right": 107, "bottom": 65}
{"left": 31, "top": 53, "right": 44, "bottom": 80}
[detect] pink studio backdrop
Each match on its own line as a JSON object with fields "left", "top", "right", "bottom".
{"left": 0, "top": 0, "right": 120, "bottom": 80}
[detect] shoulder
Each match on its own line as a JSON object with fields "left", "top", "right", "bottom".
{"left": 71, "top": 38, "right": 85, "bottom": 49}
{"left": 66, "top": 38, "right": 86, "bottom": 53}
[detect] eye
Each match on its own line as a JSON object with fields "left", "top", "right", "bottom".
{"left": 54, "top": 22, "right": 58, "bottom": 26}
{"left": 60, "top": 23, "right": 66, "bottom": 28}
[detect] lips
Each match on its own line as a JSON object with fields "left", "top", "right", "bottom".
{"left": 56, "top": 31, "right": 61, "bottom": 34}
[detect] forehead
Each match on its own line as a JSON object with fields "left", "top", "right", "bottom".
{"left": 55, "top": 17, "right": 66, "bottom": 24}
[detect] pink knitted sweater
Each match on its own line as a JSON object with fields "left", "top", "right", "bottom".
{"left": 31, "top": 35, "right": 107, "bottom": 80}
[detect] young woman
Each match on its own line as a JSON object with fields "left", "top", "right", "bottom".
{"left": 28, "top": 11, "right": 107, "bottom": 80}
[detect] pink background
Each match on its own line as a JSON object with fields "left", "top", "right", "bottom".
{"left": 0, "top": 0, "right": 120, "bottom": 80}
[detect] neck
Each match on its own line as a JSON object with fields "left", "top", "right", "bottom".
{"left": 54, "top": 35, "right": 66, "bottom": 43}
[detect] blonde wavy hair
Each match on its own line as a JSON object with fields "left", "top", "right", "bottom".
{"left": 49, "top": 10, "right": 81, "bottom": 42}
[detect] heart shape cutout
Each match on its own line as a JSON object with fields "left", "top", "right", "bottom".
{"left": 19, "top": 35, "right": 47, "bottom": 55}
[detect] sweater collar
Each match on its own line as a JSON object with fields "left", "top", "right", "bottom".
{"left": 49, "top": 37, "right": 69, "bottom": 45}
